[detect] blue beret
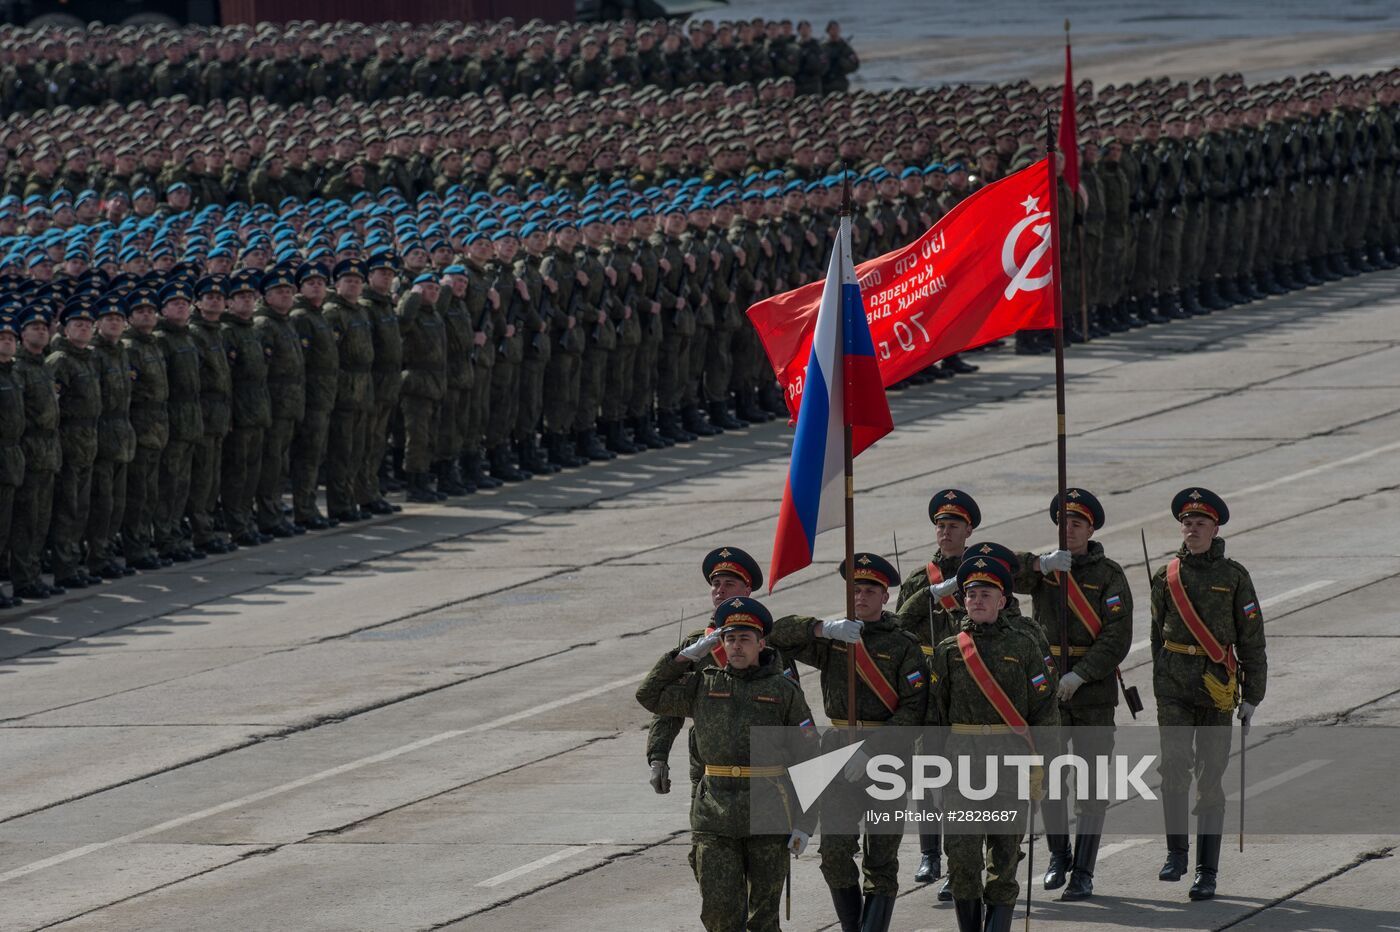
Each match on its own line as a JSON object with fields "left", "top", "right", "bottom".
{"left": 412, "top": 272, "right": 437, "bottom": 285}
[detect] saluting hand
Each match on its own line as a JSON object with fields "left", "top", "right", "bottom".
{"left": 678, "top": 630, "right": 722, "bottom": 662}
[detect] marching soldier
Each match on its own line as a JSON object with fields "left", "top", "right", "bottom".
{"left": 289, "top": 262, "right": 340, "bottom": 530}
{"left": 189, "top": 277, "right": 234, "bottom": 554}
{"left": 770, "top": 553, "right": 927, "bottom": 932}
{"left": 153, "top": 281, "right": 204, "bottom": 563}
{"left": 928, "top": 555, "right": 1060, "bottom": 932}
{"left": 636, "top": 596, "right": 816, "bottom": 932}
{"left": 0, "top": 315, "right": 24, "bottom": 608}
{"left": 45, "top": 300, "right": 103, "bottom": 590}
{"left": 895, "top": 488, "right": 981, "bottom": 889}
{"left": 221, "top": 272, "right": 272, "bottom": 547}
{"left": 1014, "top": 489, "right": 1133, "bottom": 900}
{"left": 254, "top": 266, "right": 306, "bottom": 539}
{"left": 646, "top": 546, "right": 765, "bottom": 797}
{"left": 323, "top": 259, "right": 376, "bottom": 522}
{"left": 1151, "top": 488, "right": 1266, "bottom": 900}
{"left": 121, "top": 290, "right": 171, "bottom": 572}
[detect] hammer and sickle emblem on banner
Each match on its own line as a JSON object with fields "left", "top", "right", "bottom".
{"left": 1001, "top": 209, "right": 1054, "bottom": 300}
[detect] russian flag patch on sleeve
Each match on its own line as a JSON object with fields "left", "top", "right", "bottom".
{"left": 1031, "top": 672, "right": 1049, "bottom": 693}
{"left": 906, "top": 670, "right": 924, "bottom": 688}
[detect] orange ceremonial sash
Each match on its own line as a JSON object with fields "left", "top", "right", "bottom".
{"left": 956, "top": 631, "right": 1033, "bottom": 748}
{"left": 1165, "top": 559, "right": 1236, "bottom": 674}
{"left": 926, "top": 561, "right": 959, "bottom": 612}
{"left": 703, "top": 626, "right": 729, "bottom": 667}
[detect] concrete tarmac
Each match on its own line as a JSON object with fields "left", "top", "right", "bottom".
{"left": 4, "top": 271, "right": 1400, "bottom": 930}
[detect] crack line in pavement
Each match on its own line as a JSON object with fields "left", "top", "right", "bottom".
{"left": 1212, "top": 845, "right": 1395, "bottom": 931}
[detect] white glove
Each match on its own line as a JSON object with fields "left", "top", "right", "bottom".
{"left": 820, "top": 618, "right": 864, "bottom": 643}
{"left": 649, "top": 761, "right": 671, "bottom": 795}
{"left": 1056, "top": 670, "right": 1084, "bottom": 702}
{"left": 1039, "top": 550, "right": 1072, "bottom": 574}
{"left": 1238, "top": 701, "right": 1257, "bottom": 726}
{"left": 843, "top": 748, "right": 870, "bottom": 782}
{"left": 928, "top": 578, "right": 959, "bottom": 600}
{"left": 679, "top": 630, "right": 722, "bottom": 662}
{"left": 788, "top": 829, "right": 810, "bottom": 857}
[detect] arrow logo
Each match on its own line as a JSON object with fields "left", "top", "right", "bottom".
{"left": 787, "top": 740, "right": 866, "bottom": 812}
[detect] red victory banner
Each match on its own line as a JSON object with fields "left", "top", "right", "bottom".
{"left": 748, "top": 158, "right": 1059, "bottom": 419}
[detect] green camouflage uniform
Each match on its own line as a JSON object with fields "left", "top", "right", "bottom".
{"left": 434, "top": 283, "right": 475, "bottom": 474}
{"left": 397, "top": 292, "right": 447, "bottom": 476}
{"left": 360, "top": 285, "right": 401, "bottom": 506}
{"left": 769, "top": 611, "right": 927, "bottom": 897}
{"left": 45, "top": 336, "right": 101, "bottom": 582}
{"left": 601, "top": 241, "right": 642, "bottom": 425}
{"left": 0, "top": 356, "right": 24, "bottom": 590}
{"left": 221, "top": 312, "right": 271, "bottom": 540}
{"left": 9, "top": 346, "right": 59, "bottom": 589}
{"left": 927, "top": 610, "right": 1060, "bottom": 906}
{"left": 462, "top": 259, "right": 499, "bottom": 464}
{"left": 1014, "top": 542, "right": 1132, "bottom": 826}
{"left": 637, "top": 647, "right": 816, "bottom": 932}
{"left": 571, "top": 245, "right": 615, "bottom": 438}
{"left": 895, "top": 549, "right": 968, "bottom": 657}
{"left": 513, "top": 255, "right": 554, "bottom": 452}
{"left": 322, "top": 293, "right": 374, "bottom": 516}
{"left": 120, "top": 330, "right": 168, "bottom": 564}
{"left": 254, "top": 305, "right": 305, "bottom": 532}
{"left": 85, "top": 333, "right": 134, "bottom": 572}
{"left": 289, "top": 297, "right": 339, "bottom": 523}
{"left": 539, "top": 246, "right": 586, "bottom": 443}
{"left": 153, "top": 318, "right": 204, "bottom": 556}
{"left": 486, "top": 258, "right": 526, "bottom": 459}
{"left": 189, "top": 315, "right": 232, "bottom": 549}
{"left": 1150, "top": 539, "right": 1266, "bottom": 819}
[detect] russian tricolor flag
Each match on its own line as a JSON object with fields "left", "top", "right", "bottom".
{"left": 768, "top": 216, "right": 892, "bottom": 591}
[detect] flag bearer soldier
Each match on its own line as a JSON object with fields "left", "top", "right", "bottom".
{"left": 1151, "top": 488, "right": 1266, "bottom": 900}
{"left": 769, "top": 553, "right": 927, "bottom": 932}
{"left": 637, "top": 596, "right": 817, "bottom": 932}
{"left": 1014, "top": 488, "right": 1133, "bottom": 900}
{"left": 894, "top": 488, "right": 980, "bottom": 887}
{"left": 647, "top": 546, "right": 765, "bottom": 798}
{"left": 928, "top": 556, "right": 1060, "bottom": 932}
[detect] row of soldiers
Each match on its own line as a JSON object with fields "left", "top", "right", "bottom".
{"left": 0, "top": 18, "right": 858, "bottom": 113}
{"left": 639, "top": 485, "right": 1267, "bottom": 931}
{"left": 3, "top": 180, "right": 924, "bottom": 606}
{"left": 1039, "top": 80, "right": 1400, "bottom": 353}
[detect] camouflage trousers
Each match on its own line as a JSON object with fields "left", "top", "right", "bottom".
{"left": 0, "top": 483, "right": 12, "bottom": 583}
{"left": 486, "top": 360, "right": 519, "bottom": 447}
{"left": 290, "top": 408, "right": 331, "bottom": 522}
{"left": 400, "top": 395, "right": 441, "bottom": 474}
{"left": 154, "top": 438, "right": 196, "bottom": 554}
{"left": 690, "top": 832, "right": 789, "bottom": 932}
{"left": 574, "top": 347, "right": 607, "bottom": 432}
{"left": 326, "top": 406, "right": 368, "bottom": 516}
{"left": 684, "top": 324, "right": 710, "bottom": 408}
{"left": 657, "top": 325, "right": 691, "bottom": 413}
{"left": 435, "top": 387, "right": 467, "bottom": 461}
{"left": 705, "top": 326, "right": 738, "bottom": 405}
{"left": 465, "top": 364, "right": 492, "bottom": 456}
{"left": 543, "top": 352, "right": 581, "bottom": 435}
{"left": 946, "top": 818, "right": 1024, "bottom": 906}
{"left": 256, "top": 418, "right": 296, "bottom": 532}
{"left": 1042, "top": 704, "right": 1116, "bottom": 834}
{"left": 221, "top": 426, "right": 263, "bottom": 538}
{"left": 123, "top": 445, "right": 163, "bottom": 560}
{"left": 629, "top": 326, "right": 661, "bottom": 418}
{"left": 603, "top": 343, "right": 637, "bottom": 422}
{"left": 517, "top": 355, "right": 548, "bottom": 440}
{"left": 48, "top": 450, "right": 94, "bottom": 580}
{"left": 1156, "top": 695, "right": 1232, "bottom": 817}
{"left": 361, "top": 392, "right": 399, "bottom": 504}
{"left": 9, "top": 468, "right": 55, "bottom": 587}
{"left": 188, "top": 434, "right": 225, "bottom": 547}
{"left": 85, "top": 458, "right": 126, "bottom": 571}
{"left": 819, "top": 778, "right": 902, "bottom": 896}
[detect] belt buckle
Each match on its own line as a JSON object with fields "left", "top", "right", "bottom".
{"left": 1189, "top": 645, "right": 1200, "bottom": 655}
{"left": 729, "top": 765, "right": 743, "bottom": 777}
{"left": 980, "top": 724, "right": 992, "bottom": 735}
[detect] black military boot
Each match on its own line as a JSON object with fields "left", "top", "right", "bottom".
{"left": 859, "top": 892, "right": 894, "bottom": 932}
{"left": 528, "top": 435, "right": 559, "bottom": 473}
{"left": 1043, "top": 794, "right": 1071, "bottom": 889}
{"left": 938, "top": 878, "right": 954, "bottom": 901}
{"left": 575, "top": 429, "right": 612, "bottom": 461}
{"left": 1189, "top": 812, "right": 1224, "bottom": 900}
{"left": 405, "top": 473, "right": 437, "bottom": 504}
{"left": 1160, "top": 291, "right": 1188, "bottom": 320}
{"left": 605, "top": 419, "right": 641, "bottom": 455}
{"left": 683, "top": 403, "right": 719, "bottom": 436}
{"left": 1216, "top": 276, "right": 1241, "bottom": 305}
{"left": 1295, "top": 259, "right": 1320, "bottom": 286}
{"left": 1061, "top": 813, "right": 1105, "bottom": 901}
{"left": 983, "top": 903, "right": 1014, "bottom": 932}
{"left": 1159, "top": 792, "right": 1191, "bottom": 881}
{"left": 708, "top": 400, "right": 743, "bottom": 430}
{"left": 1330, "top": 252, "right": 1353, "bottom": 278}
{"left": 1112, "top": 299, "right": 1137, "bottom": 330}
{"left": 1373, "top": 245, "right": 1398, "bottom": 270}
{"left": 829, "top": 886, "right": 862, "bottom": 932}
{"left": 914, "top": 830, "right": 942, "bottom": 882}
{"left": 658, "top": 410, "right": 691, "bottom": 443}
{"left": 1014, "top": 330, "right": 1047, "bottom": 354}
{"left": 944, "top": 353, "right": 979, "bottom": 374}
{"left": 633, "top": 414, "right": 667, "bottom": 449}
{"left": 490, "top": 444, "right": 525, "bottom": 482}
{"left": 557, "top": 433, "right": 586, "bottom": 468}
{"left": 1351, "top": 247, "right": 1375, "bottom": 273}
{"left": 463, "top": 453, "right": 499, "bottom": 489}
{"left": 434, "top": 461, "right": 466, "bottom": 496}
{"left": 952, "top": 899, "right": 982, "bottom": 932}
{"left": 760, "top": 381, "right": 788, "bottom": 417}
